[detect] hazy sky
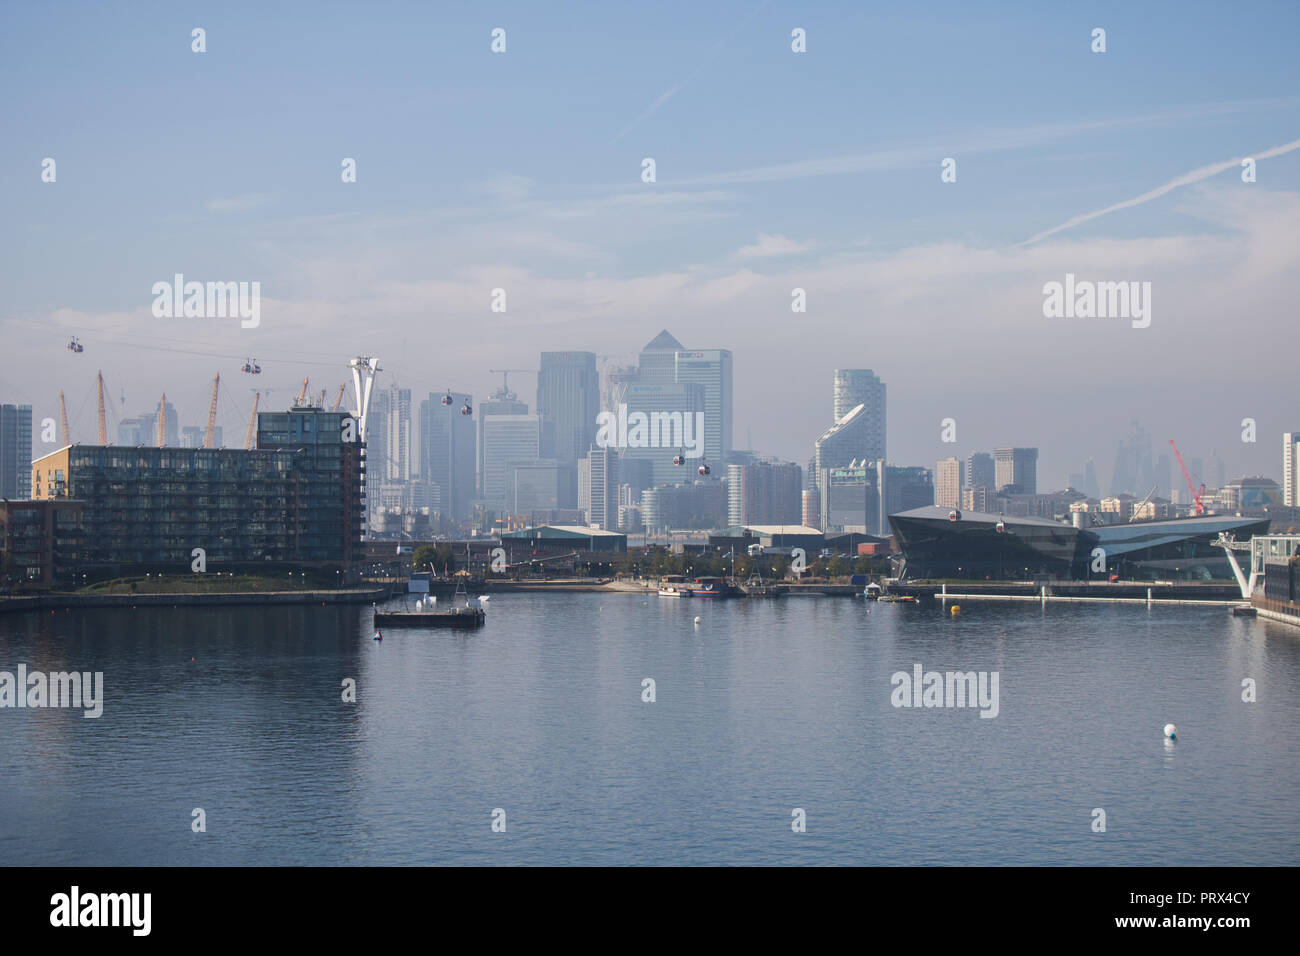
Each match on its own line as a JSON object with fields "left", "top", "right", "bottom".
{"left": 3, "top": 1, "right": 1298, "bottom": 492}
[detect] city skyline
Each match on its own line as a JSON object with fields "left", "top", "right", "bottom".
{"left": 2, "top": 2, "right": 1297, "bottom": 494}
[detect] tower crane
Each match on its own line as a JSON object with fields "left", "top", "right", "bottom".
{"left": 1169, "top": 439, "right": 1205, "bottom": 515}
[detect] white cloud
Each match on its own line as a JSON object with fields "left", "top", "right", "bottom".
{"left": 731, "top": 233, "right": 817, "bottom": 261}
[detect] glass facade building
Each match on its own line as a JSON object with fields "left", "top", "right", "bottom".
{"left": 891, "top": 506, "right": 1269, "bottom": 581}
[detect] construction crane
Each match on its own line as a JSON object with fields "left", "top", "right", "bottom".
{"left": 1169, "top": 439, "right": 1205, "bottom": 516}
{"left": 203, "top": 373, "right": 220, "bottom": 448}
{"left": 58, "top": 391, "right": 70, "bottom": 445}
{"left": 244, "top": 392, "right": 260, "bottom": 450}
{"left": 332, "top": 383, "right": 347, "bottom": 412}
{"left": 96, "top": 372, "right": 108, "bottom": 445}
{"left": 488, "top": 369, "right": 531, "bottom": 399}
{"left": 295, "top": 377, "right": 310, "bottom": 407}
{"left": 157, "top": 393, "right": 167, "bottom": 447}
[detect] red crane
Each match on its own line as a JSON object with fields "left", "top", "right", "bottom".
{"left": 1168, "top": 439, "right": 1204, "bottom": 515}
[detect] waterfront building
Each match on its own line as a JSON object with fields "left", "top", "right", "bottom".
{"left": 818, "top": 462, "right": 879, "bottom": 535}
{"left": 936, "top": 457, "right": 964, "bottom": 509}
{"left": 0, "top": 499, "right": 81, "bottom": 587}
{"left": 499, "top": 525, "right": 627, "bottom": 554}
{"left": 727, "top": 460, "right": 802, "bottom": 527}
{"left": 994, "top": 447, "right": 1038, "bottom": 495}
{"left": 1220, "top": 476, "right": 1283, "bottom": 515}
{"left": 891, "top": 506, "right": 1268, "bottom": 580}
{"left": 418, "top": 391, "right": 475, "bottom": 524}
{"left": 0, "top": 404, "right": 33, "bottom": 499}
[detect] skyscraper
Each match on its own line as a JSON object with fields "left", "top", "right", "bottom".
{"left": 0, "top": 404, "right": 33, "bottom": 499}
{"left": 967, "top": 452, "right": 995, "bottom": 489}
{"left": 380, "top": 384, "right": 412, "bottom": 481}
{"left": 480, "top": 414, "right": 548, "bottom": 510}
{"left": 417, "top": 392, "right": 475, "bottom": 524}
{"left": 607, "top": 381, "right": 707, "bottom": 488}
{"left": 1285, "top": 432, "right": 1300, "bottom": 507}
{"left": 832, "top": 369, "right": 887, "bottom": 448}
{"left": 935, "top": 457, "right": 964, "bottom": 509}
{"left": 633, "top": 331, "right": 732, "bottom": 466}
{"left": 994, "top": 447, "right": 1038, "bottom": 495}
{"left": 580, "top": 444, "right": 620, "bottom": 530}
{"left": 537, "top": 351, "right": 600, "bottom": 468}
{"left": 814, "top": 403, "right": 885, "bottom": 477}
{"left": 478, "top": 385, "right": 528, "bottom": 496}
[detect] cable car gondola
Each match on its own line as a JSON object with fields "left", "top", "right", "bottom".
{"left": 67, "top": 337, "right": 84, "bottom": 353}
{"left": 241, "top": 358, "right": 261, "bottom": 374}
{"left": 460, "top": 401, "right": 472, "bottom": 416}
{"left": 697, "top": 462, "right": 711, "bottom": 476}
{"left": 441, "top": 390, "right": 454, "bottom": 406}
{"left": 672, "top": 451, "right": 685, "bottom": 466}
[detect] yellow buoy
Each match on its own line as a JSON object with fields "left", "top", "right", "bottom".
{"left": 951, "top": 605, "right": 961, "bottom": 616}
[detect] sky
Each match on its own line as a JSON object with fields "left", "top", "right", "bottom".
{"left": 2, "top": 0, "right": 1298, "bottom": 493}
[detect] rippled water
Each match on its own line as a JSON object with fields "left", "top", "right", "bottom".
{"left": 1, "top": 594, "right": 1297, "bottom": 865}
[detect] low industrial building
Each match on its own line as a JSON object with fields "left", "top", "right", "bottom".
{"left": 498, "top": 525, "right": 627, "bottom": 554}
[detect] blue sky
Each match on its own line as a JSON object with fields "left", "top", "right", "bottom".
{"left": 3, "top": 0, "right": 1299, "bottom": 490}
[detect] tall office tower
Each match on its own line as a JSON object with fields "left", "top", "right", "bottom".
{"left": 634, "top": 331, "right": 733, "bottom": 465}
{"left": 480, "top": 414, "right": 546, "bottom": 510}
{"left": 636, "top": 330, "right": 684, "bottom": 385}
{"left": 1110, "top": 423, "right": 1153, "bottom": 495}
{"left": 538, "top": 351, "right": 600, "bottom": 468}
{"left": 832, "top": 368, "right": 886, "bottom": 449}
{"left": 674, "top": 349, "right": 733, "bottom": 465}
{"left": 0, "top": 404, "right": 33, "bottom": 499}
{"left": 367, "top": 388, "right": 390, "bottom": 487}
{"left": 608, "top": 381, "right": 707, "bottom": 488}
{"left": 478, "top": 386, "right": 528, "bottom": 496}
{"left": 581, "top": 444, "right": 620, "bottom": 530}
{"left": 935, "top": 456, "right": 965, "bottom": 509}
{"left": 802, "top": 487, "right": 820, "bottom": 528}
{"left": 1285, "top": 432, "right": 1300, "bottom": 507}
{"left": 994, "top": 447, "right": 1038, "bottom": 495}
{"left": 726, "top": 460, "right": 802, "bottom": 527}
{"left": 818, "top": 461, "right": 880, "bottom": 535}
{"left": 380, "top": 384, "right": 412, "bottom": 481}
{"left": 417, "top": 392, "right": 475, "bottom": 524}
{"left": 967, "top": 452, "right": 995, "bottom": 489}
{"left": 882, "top": 464, "right": 934, "bottom": 534}
{"left": 1083, "top": 458, "right": 1100, "bottom": 500}
{"left": 117, "top": 417, "right": 150, "bottom": 445}
{"left": 814, "top": 403, "right": 885, "bottom": 477}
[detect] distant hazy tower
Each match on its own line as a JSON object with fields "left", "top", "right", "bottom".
{"left": 537, "top": 351, "right": 600, "bottom": 469}
{"left": 1285, "top": 431, "right": 1300, "bottom": 506}
{"left": 935, "top": 457, "right": 964, "bottom": 509}
{"left": 994, "top": 447, "right": 1039, "bottom": 495}
{"left": 967, "top": 452, "right": 995, "bottom": 488}
{"left": 832, "top": 369, "right": 886, "bottom": 457}
{"left": 581, "top": 444, "right": 620, "bottom": 530}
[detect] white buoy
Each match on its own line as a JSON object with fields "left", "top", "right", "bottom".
{"left": 1164, "top": 723, "right": 1177, "bottom": 739}
{"left": 694, "top": 616, "right": 701, "bottom": 625}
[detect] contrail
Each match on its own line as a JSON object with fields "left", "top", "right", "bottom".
{"left": 1021, "top": 138, "right": 1300, "bottom": 244}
